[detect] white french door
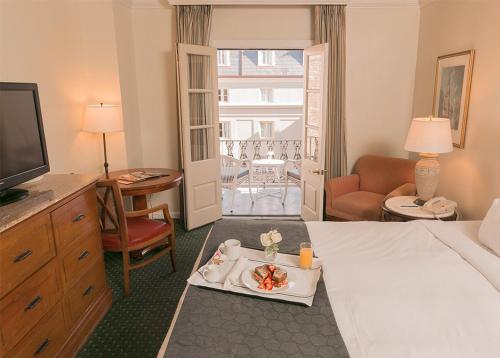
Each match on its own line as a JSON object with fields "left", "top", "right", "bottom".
{"left": 177, "top": 43, "right": 222, "bottom": 230}
{"left": 300, "top": 44, "right": 329, "bottom": 221}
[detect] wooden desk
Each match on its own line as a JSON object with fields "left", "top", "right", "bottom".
{"left": 106, "top": 168, "right": 182, "bottom": 210}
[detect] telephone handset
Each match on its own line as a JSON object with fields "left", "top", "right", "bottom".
{"left": 422, "top": 197, "right": 458, "bottom": 215}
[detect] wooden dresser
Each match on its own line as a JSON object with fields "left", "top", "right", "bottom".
{"left": 0, "top": 174, "right": 112, "bottom": 357}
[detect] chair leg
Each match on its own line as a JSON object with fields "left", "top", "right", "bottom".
{"left": 169, "top": 233, "right": 176, "bottom": 272}
{"left": 282, "top": 175, "right": 289, "bottom": 205}
{"left": 122, "top": 252, "right": 131, "bottom": 296}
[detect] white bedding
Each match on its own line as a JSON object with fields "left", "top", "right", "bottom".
{"left": 307, "top": 220, "right": 500, "bottom": 358}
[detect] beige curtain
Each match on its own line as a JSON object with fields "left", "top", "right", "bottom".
{"left": 176, "top": 5, "right": 213, "bottom": 162}
{"left": 176, "top": 5, "right": 213, "bottom": 45}
{"left": 315, "top": 5, "right": 347, "bottom": 179}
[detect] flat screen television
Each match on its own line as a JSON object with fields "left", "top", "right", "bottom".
{"left": 0, "top": 82, "right": 50, "bottom": 206}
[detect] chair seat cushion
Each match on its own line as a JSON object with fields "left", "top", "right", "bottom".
{"left": 328, "top": 191, "right": 385, "bottom": 221}
{"left": 221, "top": 169, "right": 249, "bottom": 182}
{"left": 287, "top": 168, "right": 300, "bottom": 180}
{"left": 102, "top": 217, "right": 172, "bottom": 251}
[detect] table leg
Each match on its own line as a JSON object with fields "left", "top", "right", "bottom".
{"left": 132, "top": 195, "right": 148, "bottom": 211}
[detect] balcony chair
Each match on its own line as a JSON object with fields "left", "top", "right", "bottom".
{"left": 282, "top": 159, "right": 301, "bottom": 204}
{"left": 96, "top": 179, "right": 176, "bottom": 295}
{"left": 220, "top": 155, "right": 254, "bottom": 212}
{"left": 325, "top": 155, "right": 417, "bottom": 221}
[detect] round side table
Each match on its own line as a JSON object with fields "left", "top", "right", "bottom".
{"left": 382, "top": 196, "right": 457, "bottom": 222}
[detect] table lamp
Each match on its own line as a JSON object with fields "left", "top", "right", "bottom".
{"left": 82, "top": 103, "right": 123, "bottom": 178}
{"left": 404, "top": 116, "right": 453, "bottom": 205}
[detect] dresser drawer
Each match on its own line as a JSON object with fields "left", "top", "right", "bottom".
{"left": 60, "top": 231, "right": 101, "bottom": 287}
{"left": 51, "top": 189, "right": 99, "bottom": 251}
{"left": 6, "top": 303, "right": 66, "bottom": 358}
{"left": 64, "top": 261, "right": 106, "bottom": 327}
{"left": 0, "top": 215, "right": 55, "bottom": 298}
{"left": 0, "top": 260, "right": 61, "bottom": 352}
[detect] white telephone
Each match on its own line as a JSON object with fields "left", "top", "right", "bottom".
{"left": 423, "top": 197, "right": 458, "bottom": 215}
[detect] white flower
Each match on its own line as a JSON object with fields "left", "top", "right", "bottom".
{"left": 270, "top": 230, "right": 282, "bottom": 244}
{"left": 261, "top": 229, "right": 282, "bottom": 247}
{"left": 260, "top": 232, "right": 273, "bottom": 247}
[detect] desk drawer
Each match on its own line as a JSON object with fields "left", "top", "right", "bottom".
{"left": 64, "top": 261, "right": 106, "bottom": 327}
{"left": 6, "top": 303, "right": 66, "bottom": 358}
{"left": 0, "top": 214, "right": 55, "bottom": 298}
{"left": 51, "top": 189, "right": 99, "bottom": 251}
{"left": 60, "top": 231, "right": 101, "bottom": 288}
{"left": 0, "top": 260, "right": 60, "bottom": 351}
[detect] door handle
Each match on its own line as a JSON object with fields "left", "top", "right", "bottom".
{"left": 312, "top": 169, "right": 327, "bottom": 175}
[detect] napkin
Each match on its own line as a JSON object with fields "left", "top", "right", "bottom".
{"left": 223, "top": 257, "right": 248, "bottom": 290}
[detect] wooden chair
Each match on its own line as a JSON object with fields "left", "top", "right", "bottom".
{"left": 96, "top": 179, "right": 176, "bottom": 295}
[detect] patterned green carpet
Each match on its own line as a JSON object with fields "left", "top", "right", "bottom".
{"left": 78, "top": 220, "right": 212, "bottom": 358}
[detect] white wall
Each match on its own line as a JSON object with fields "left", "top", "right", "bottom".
{"left": 0, "top": 0, "right": 128, "bottom": 175}
{"left": 346, "top": 5, "right": 420, "bottom": 171}
{"left": 412, "top": 0, "right": 500, "bottom": 219}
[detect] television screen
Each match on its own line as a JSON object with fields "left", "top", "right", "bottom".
{"left": 0, "top": 83, "right": 49, "bottom": 193}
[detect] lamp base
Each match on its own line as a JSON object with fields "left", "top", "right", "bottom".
{"left": 415, "top": 153, "right": 440, "bottom": 203}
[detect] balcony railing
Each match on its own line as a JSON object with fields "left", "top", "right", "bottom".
{"left": 220, "top": 139, "right": 302, "bottom": 161}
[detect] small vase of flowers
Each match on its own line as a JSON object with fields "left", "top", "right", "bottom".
{"left": 260, "top": 229, "right": 282, "bottom": 261}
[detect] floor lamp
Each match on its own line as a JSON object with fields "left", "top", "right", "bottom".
{"left": 82, "top": 103, "right": 123, "bottom": 178}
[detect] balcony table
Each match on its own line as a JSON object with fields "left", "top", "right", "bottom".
{"left": 251, "top": 158, "right": 285, "bottom": 201}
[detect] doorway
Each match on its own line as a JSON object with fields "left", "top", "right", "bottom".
{"left": 217, "top": 49, "right": 304, "bottom": 217}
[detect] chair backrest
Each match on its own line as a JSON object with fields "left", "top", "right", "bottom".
{"left": 96, "top": 179, "right": 129, "bottom": 249}
{"left": 220, "top": 155, "right": 243, "bottom": 186}
{"left": 353, "top": 155, "right": 416, "bottom": 195}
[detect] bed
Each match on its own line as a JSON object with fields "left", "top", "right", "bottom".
{"left": 160, "top": 219, "right": 500, "bottom": 358}
{"left": 307, "top": 220, "right": 500, "bottom": 358}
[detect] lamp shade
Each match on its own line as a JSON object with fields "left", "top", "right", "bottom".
{"left": 82, "top": 104, "right": 123, "bottom": 133}
{"left": 404, "top": 117, "right": 453, "bottom": 154}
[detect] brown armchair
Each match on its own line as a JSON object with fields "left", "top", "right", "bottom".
{"left": 325, "top": 155, "right": 417, "bottom": 221}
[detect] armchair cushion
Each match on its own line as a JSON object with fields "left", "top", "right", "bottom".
{"left": 327, "top": 191, "right": 385, "bottom": 221}
{"left": 102, "top": 217, "right": 172, "bottom": 251}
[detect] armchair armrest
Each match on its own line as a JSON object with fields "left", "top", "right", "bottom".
{"left": 384, "top": 183, "right": 416, "bottom": 201}
{"left": 126, "top": 204, "right": 174, "bottom": 226}
{"left": 325, "top": 174, "right": 360, "bottom": 207}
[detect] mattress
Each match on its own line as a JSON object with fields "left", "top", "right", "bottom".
{"left": 306, "top": 220, "right": 500, "bottom": 358}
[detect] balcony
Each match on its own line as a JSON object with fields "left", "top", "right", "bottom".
{"left": 220, "top": 139, "right": 302, "bottom": 216}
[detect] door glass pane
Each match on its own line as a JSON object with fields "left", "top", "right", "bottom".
{"left": 305, "top": 127, "right": 319, "bottom": 162}
{"left": 307, "top": 55, "right": 321, "bottom": 90}
{"left": 190, "top": 128, "right": 214, "bottom": 162}
{"left": 189, "top": 93, "right": 213, "bottom": 126}
{"left": 188, "top": 54, "right": 212, "bottom": 89}
{"left": 306, "top": 92, "right": 321, "bottom": 127}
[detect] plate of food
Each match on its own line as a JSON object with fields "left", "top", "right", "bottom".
{"left": 241, "top": 264, "right": 294, "bottom": 294}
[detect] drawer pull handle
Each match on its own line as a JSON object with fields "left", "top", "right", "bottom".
{"left": 25, "top": 295, "right": 42, "bottom": 312}
{"left": 73, "top": 213, "right": 86, "bottom": 222}
{"left": 33, "top": 338, "right": 50, "bottom": 356}
{"left": 83, "top": 285, "right": 94, "bottom": 297}
{"left": 14, "top": 250, "right": 33, "bottom": 263}
{"left": 78, "top": 250, "right": 90, "bottom": 261}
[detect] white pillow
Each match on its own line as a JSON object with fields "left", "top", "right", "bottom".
{"left": 479, "top": 198, "right": 500, "bottom": 256}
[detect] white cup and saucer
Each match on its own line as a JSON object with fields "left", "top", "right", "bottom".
{"left": 202, "top": 264, "right": 222, "bottom": 283}
{"left": 221, "top": 239, "right": 241, "bottom": 261}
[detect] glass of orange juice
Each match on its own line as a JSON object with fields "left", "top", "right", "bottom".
{"left": 299, "top": 242, "right": 313, "bottom": 269}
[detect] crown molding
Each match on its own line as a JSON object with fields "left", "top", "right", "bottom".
{"left": 124, "top": 0, "right": 419, "bottom": 8}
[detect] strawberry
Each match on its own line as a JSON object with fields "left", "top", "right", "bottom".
{"left": 265, "top": 283, "right": 273, "bottom": 290}
{"left": 268, "top": 265, "right": 275, "bottom": 273}
{"left": 258, "top": 283, "right": 265, "bottom": 289}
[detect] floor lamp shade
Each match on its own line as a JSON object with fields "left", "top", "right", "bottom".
{"left": 404, "top": 117, "right": 453, "bottom": 204}
{"left": 82, "top": 104, "right": 123, "bottom": 133}
{"left": 82, "top": 104, "right": 123, "bottom": 177}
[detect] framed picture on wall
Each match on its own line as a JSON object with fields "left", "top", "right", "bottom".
{"left": 432, "top": 50, "right": 475, "bottom": 149}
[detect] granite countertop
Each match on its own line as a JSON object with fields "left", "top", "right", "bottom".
{"left": 0, "top": 174, "right": 99, "bottom": 234}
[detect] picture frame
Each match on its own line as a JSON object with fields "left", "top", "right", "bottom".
{"left": 432, "top": 50, "right": 475, "bottom": 149}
